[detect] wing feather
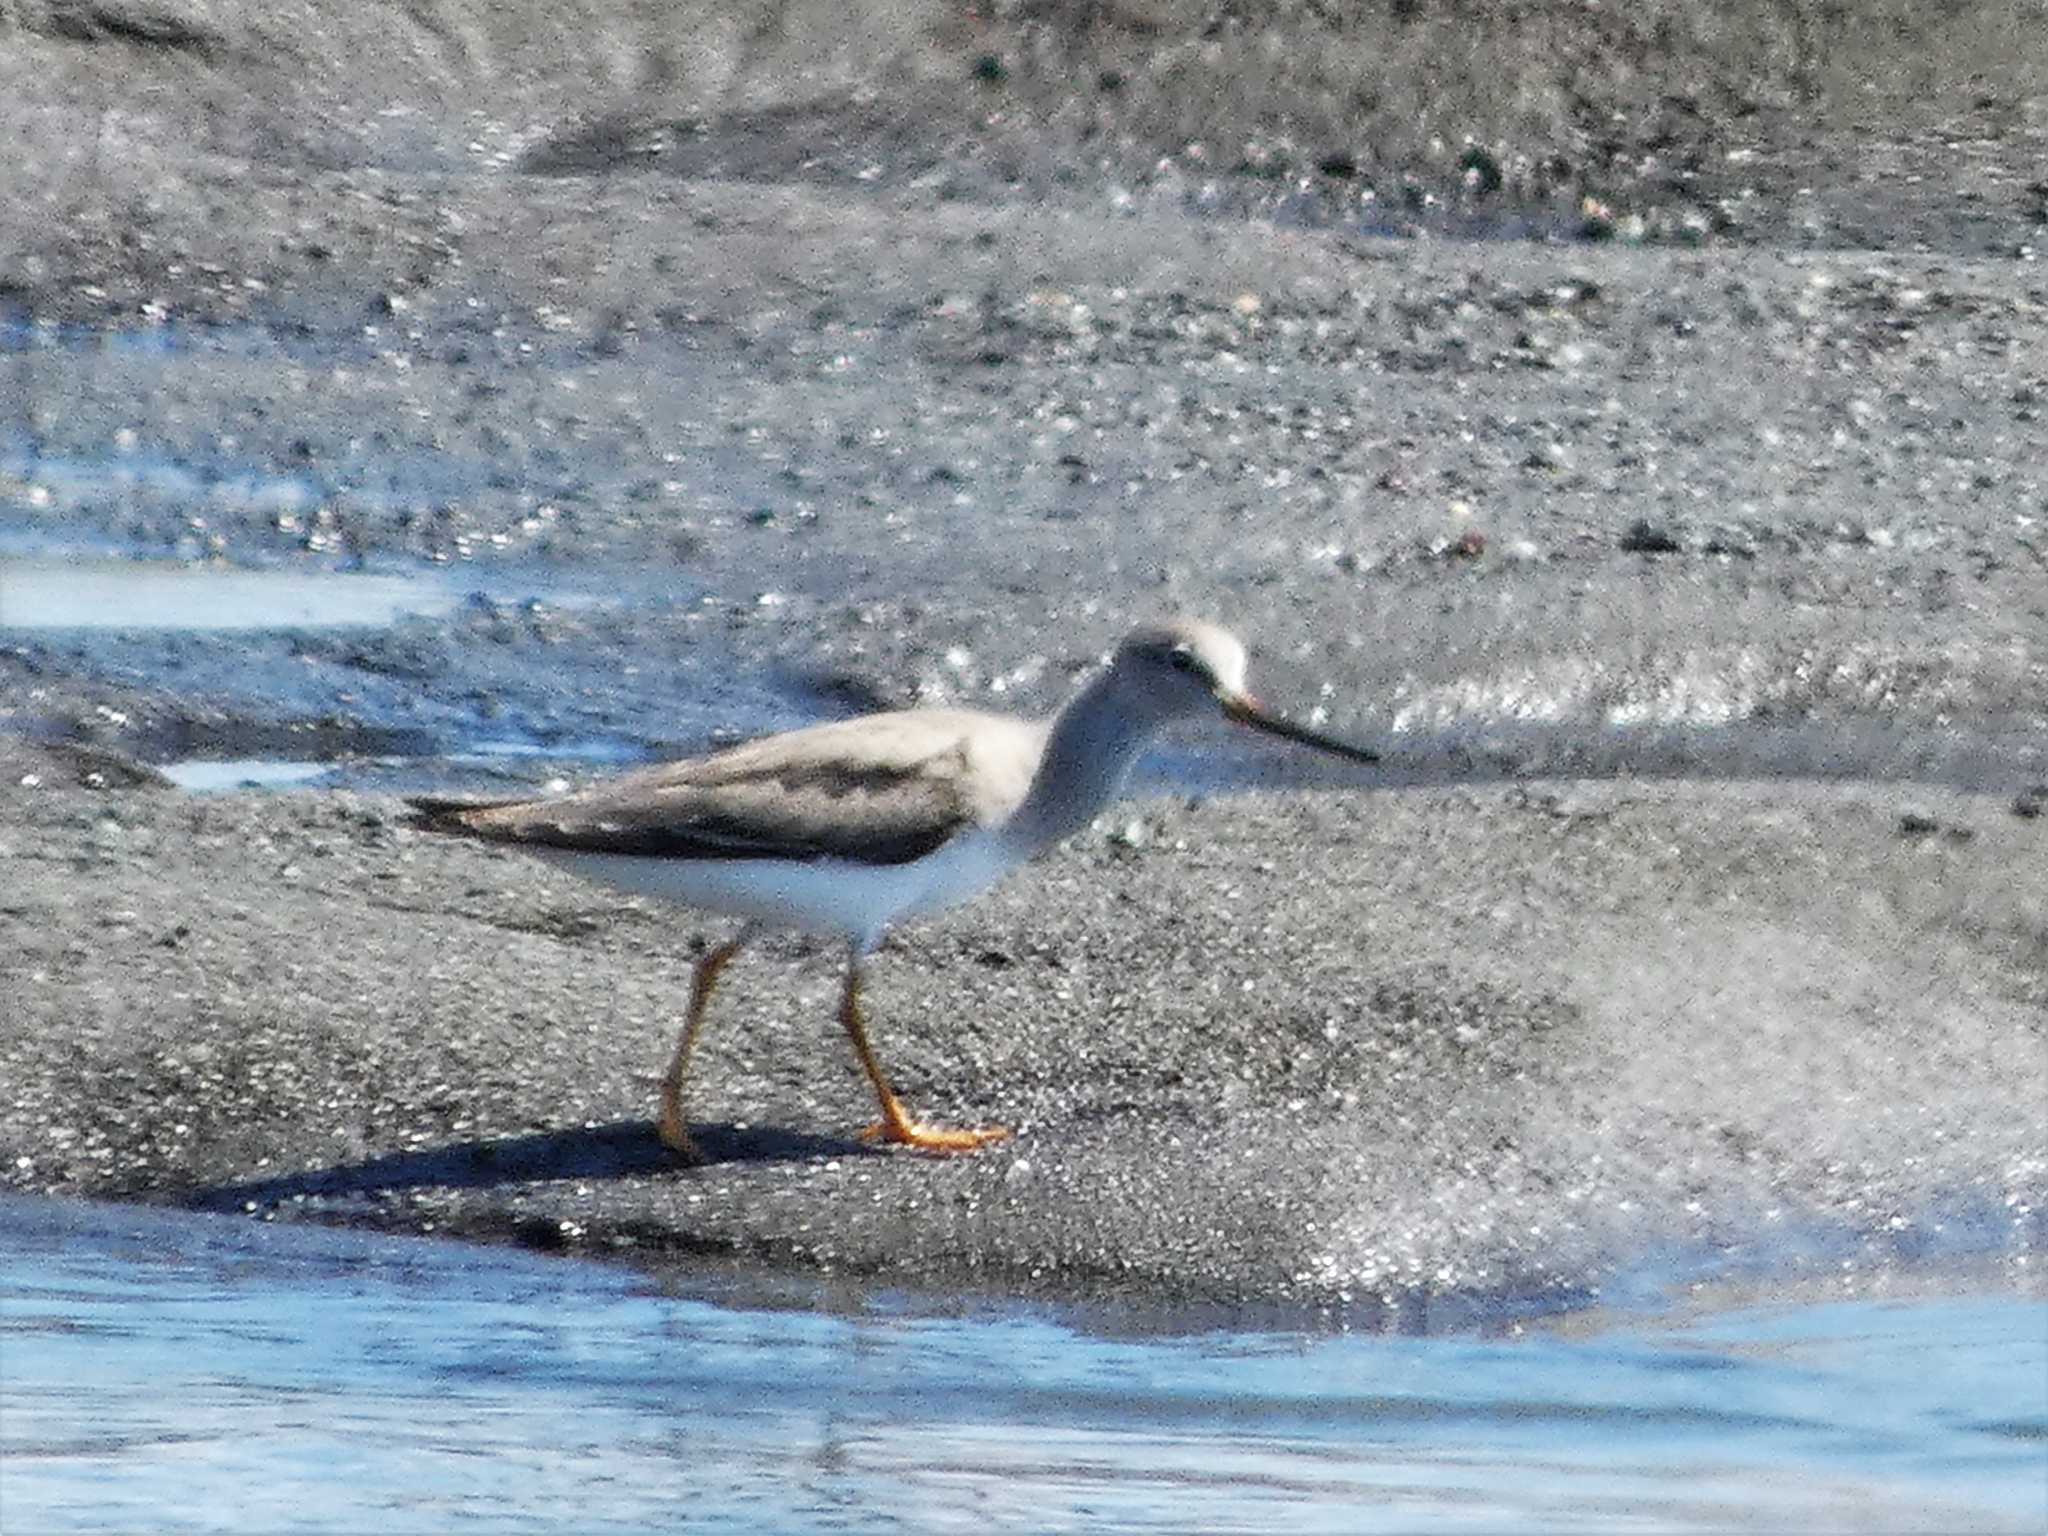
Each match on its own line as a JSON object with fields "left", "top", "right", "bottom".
{"left": 409, "top": 709, "right": 1043, "bottom": 868}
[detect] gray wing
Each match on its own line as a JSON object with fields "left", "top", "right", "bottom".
{"left": 409, "top": 709, "right": 1041, "bottom": 867}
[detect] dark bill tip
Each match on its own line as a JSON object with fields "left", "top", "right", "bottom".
{"left": 1218, "top": 693, "right": 1380, "bottom": 765}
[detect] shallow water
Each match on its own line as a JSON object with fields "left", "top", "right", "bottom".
{"left": 0, "top": 557, "right": 464, "bottom": 631}
{"left": 155, "top": 757, "right": 337, "bottom": 792}
{"left": 2, "top": 1196, "right": 2042, "bottom": 1535}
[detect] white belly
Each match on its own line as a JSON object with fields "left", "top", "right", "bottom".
{"left": 530, "top": 829, "right": 1020, "bottom": 950}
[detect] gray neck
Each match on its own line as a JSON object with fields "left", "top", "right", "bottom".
{"left": 1005, "top": 671, "right": 1160, "bottom": 854}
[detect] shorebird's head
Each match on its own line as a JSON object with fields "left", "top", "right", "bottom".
{"left": 1112, "top": 619, "right": 1379, "bottom": 763}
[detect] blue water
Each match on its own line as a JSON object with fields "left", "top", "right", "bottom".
{"left": 2, "top": 1197, "right": 2042, "bottom": 1534}
{"left": 0, "top": 555, "right": 465, "bottom": 631}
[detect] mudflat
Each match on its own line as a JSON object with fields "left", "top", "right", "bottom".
{"left": 1, "top": 1, "right": 2043, "bottom": 1314}
{"left": 3, "top": 739, "right": 2043, "bottom": 1308}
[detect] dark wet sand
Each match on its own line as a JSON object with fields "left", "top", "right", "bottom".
{"left": 3, "top": 738, "right": 2042, "bottom": 1311}
{"left": 1, "top": 2, "right": 2044, "bottom": 1314}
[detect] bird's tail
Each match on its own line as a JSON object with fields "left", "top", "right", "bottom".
{"left": 403, "top": 793, "right": 525, "bottom": 832}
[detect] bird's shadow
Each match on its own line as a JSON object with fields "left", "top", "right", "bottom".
{"left": 187, "top": 1120, "right": 862, "bottom": 1213}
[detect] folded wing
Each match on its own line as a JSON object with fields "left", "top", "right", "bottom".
{"left": 408, "top": 709, "right": 1044, "bottom": 868}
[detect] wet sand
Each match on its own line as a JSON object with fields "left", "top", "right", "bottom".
{"left": 3, "top": 737, "right": 2042, "bottom": 1310}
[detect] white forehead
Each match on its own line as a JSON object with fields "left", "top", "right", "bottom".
{"left": 1118, "top": 617, "right": 1249, "bottom": 690}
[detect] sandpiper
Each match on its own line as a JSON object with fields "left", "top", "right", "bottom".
{"left": 408, "top": 618, "right": 1378, "bottom": 1161}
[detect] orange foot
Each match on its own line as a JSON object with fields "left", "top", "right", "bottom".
{"left": 858, "top": 1118, "right": 1013, "bottom": 1154}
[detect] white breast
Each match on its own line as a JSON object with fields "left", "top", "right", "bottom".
{"left": 530, "top": 828, "right": 1022, "bottom": 952}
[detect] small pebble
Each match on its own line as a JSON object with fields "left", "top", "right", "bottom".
{"left": 1621, "top": 519, "right": 1682, "bottom": 554}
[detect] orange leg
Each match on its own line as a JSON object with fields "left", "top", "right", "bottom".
{"left": 838, "top": 952, "right": 1011, "bottom": 1154}
{"left": 657, "top": 927, "right": 753, "bottom": 1160}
